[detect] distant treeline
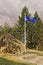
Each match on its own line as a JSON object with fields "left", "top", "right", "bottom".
{"left": 0, "top": 6, "right": 43, "bottom": 50}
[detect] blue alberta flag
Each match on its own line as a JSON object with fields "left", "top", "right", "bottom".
{"left": 25, "top": 16, "right": 36, "bottom": 23}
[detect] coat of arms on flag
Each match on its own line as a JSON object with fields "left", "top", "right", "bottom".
{"left": 25, "top": 16, "right": 36, "bottom": 23}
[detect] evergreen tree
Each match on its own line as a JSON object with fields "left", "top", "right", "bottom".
{"left": 14, "top": 6, "right": 30, "bottom": 43}
{"left": 3, "top": 22, "right": 12, "bottom": 33}
{"left": 26, "top": 22, "right": 36, "bottom": 49}
{"left": 33, "top": 11, "right": 43, "bottom": 50}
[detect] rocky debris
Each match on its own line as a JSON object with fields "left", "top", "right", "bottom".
{"left": 0, "top": 33, "right": 26, "bottom": 54}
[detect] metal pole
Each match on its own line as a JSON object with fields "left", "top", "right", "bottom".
{"left": 24, "top": 15, "right": 26, "bottom": 52}
{"left": 24, "top": 17, "right": 26, "bottom": 45}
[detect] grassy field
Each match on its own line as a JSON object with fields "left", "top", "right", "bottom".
{"left": 27, "top": 50, "right": 43, "bottom": 56}
{"left": 0, "top": 57, "right": 36, "bottom": 65}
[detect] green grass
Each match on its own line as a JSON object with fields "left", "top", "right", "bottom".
{"left": 27, "top": 50, "right": 43, "bottom": 56}
{"left": 0, "top": 57, "right": 36, "bottom": 65}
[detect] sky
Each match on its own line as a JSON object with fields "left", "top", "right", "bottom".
{"left": 0, "top": 0, "right": 43, "bottom": 26}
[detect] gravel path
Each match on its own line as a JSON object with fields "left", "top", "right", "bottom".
{"left": 17, "top": 54, "right": 43, "bottom": 65}
{"left": 28, "top": 56, "right": 43, "bottom": 65}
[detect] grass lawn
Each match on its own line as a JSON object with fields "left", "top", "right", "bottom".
{"left": 27, "top": 50, "right": 43, "bottom": 56}
{"left": 0, "top": 57, "right": 36, "bottom": 65}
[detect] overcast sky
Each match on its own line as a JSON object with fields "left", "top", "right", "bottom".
{"left": 0, "top": 0, "right": 43, "bottom": 26}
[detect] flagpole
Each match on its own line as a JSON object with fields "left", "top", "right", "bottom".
{"left": 24, "top": 15, "right": 36, "bottom": 52}
{"left": 24, "top": 14, "right": 26, "bottom": 52}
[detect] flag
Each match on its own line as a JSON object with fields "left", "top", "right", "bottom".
{"left": 25, "top": 16, "right": 36, "bottom": 23}
{"left": 32, "top": 18, "right": 36, "bottom": 23}
{"left": 25, "top": 16, "right": 30, "bottom": 22}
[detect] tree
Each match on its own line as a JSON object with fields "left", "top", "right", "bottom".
{"left": 13, "top": 6, "right": 30, "bottom": 43}
{"left": 0, "top": 26, "right": 3, "bottom": 36}
{"left": 26, "top": 22, "right": 36, "bottom": 49}
{"left": 33, "top": 11, "right": 43, "bottom": 50}
{"left": 3, "top": 22, "right": 12, "bottom": 33}
{"left": 18, "top": 6, "right": 30, "bottom": 42}
{"left": 11, "top": 24, "right": 20, "bottom": 40}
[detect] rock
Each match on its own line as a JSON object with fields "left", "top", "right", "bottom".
{"left": 0, "top": 33, "right": 26, "bottom": 54}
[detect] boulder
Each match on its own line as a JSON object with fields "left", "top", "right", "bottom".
{"left": 0, "top": 33, "right": 26, "bottom": 54}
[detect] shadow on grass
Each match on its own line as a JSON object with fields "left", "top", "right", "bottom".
{"left": 0, "top": 57, "right": 36, "bottom": 65}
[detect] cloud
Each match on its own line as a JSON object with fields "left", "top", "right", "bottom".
{"left": 0, "top": 0, "right": 43, "bottom": 26}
